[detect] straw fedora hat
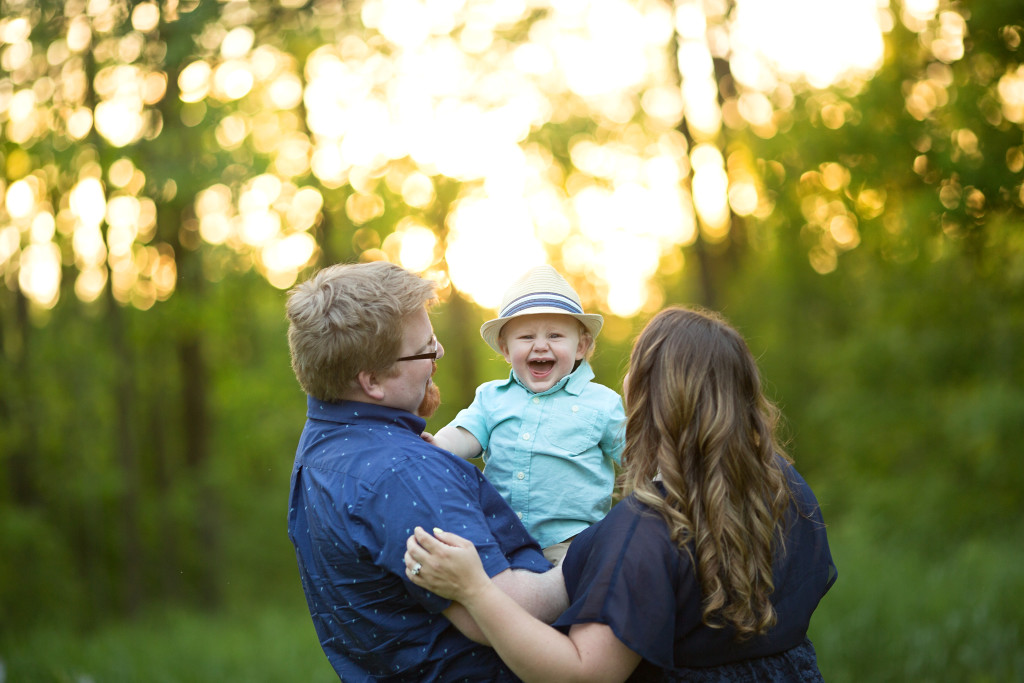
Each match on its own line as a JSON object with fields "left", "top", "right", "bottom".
{"left": 480, "top": 265, "right": 603, "bottom": 354}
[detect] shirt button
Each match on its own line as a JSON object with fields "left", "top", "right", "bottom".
{"left": 517, "top": 471, "right": 525, "bottom": 480}
{"left": 522, "top": 432, "right": 531, "bottom": 440}
{"left": 532, "top": 397, "right": 540, "bottom": 404}
{"left": 516, "top": 511, "right": 523, "bottom": 519}
{"left": 572, "top": 405, "right": 579, "bottom": 413}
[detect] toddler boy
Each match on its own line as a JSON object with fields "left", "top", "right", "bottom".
{"left": 431, "top": 265, "right": 625, "bottom": 564}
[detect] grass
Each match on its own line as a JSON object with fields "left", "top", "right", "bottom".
{"left": 810, "top": 518, "right": 1024, "bottom": 682}
{"left": 0, "top": 598, "right": 336, "bottom": 683}
{"left": 4, "top": 518, "right": 1021, "bottom": 682}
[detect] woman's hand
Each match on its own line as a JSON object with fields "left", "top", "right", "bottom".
{"left": 407, "top": 527, "right": 641, "bottom": 682}
{"left": 404, "top": 527, "right": 491, "bottom": 602}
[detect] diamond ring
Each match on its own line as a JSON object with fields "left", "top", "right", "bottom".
{"left": 411, "top": 562, "right": 422, "bottom": 576}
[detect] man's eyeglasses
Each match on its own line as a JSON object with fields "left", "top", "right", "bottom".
{"left": 396, "top": 336, "right": 438, "bottom": 362}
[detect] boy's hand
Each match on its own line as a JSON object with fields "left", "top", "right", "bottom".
{"left": 420, "top": 430, "right": 436, "bottom": 444}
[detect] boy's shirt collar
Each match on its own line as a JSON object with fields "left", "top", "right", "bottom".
{"left": 506, "top": 359, "right": 595, "bottom": 396}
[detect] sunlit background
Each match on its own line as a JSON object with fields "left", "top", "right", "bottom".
{"left": 6, "top": 5, "right": 1024, "bottom": 680}
{"left": 0, "top": 0, "right": 991, "bottom": 316}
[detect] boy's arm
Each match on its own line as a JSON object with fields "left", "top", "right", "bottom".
{"left": 431, "top": 424, "right": 483, "bottom": 460}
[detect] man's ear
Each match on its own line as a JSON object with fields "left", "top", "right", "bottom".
{"left": 356, "top": 370, "right": 386, "bottom": 401}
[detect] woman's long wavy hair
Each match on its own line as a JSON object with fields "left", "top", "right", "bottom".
{"left": 620, "top": 306, "right": 793, "bottom": 640}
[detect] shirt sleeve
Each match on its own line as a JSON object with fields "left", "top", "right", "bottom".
{"left": 449, "top": 384, "right": 494, "bottom": 451}
{"left": 553, "top": 500, "right": 692, "bottom": 670}
{"left": 599, "top": 392, "right": 626, "bottom": 465}
{"left": 357, "top": 450, "right": 520, "bottom": 612}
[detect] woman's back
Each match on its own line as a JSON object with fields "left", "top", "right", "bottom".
{"left": 554, "top": 460, "right": 836, "bottom": 678}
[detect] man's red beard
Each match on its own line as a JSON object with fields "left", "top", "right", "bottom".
{"left": 417, "top": 363, "right": 441, "bottom": 418}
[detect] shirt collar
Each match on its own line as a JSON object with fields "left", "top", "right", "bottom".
{"left": 506, "top": 359, "right": 595, "bottom": 396}
{"left": 305, "top": 395, "right": 427, "bottom": 434}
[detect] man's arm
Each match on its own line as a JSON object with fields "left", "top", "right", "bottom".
{"left": 442, "top": 564, "right": 568, "bottom": 644}
{"left": 495, "top": 564, "right": 569, "bottom": 624}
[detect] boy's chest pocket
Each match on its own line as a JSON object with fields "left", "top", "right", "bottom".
{"left": 536, "top": 403, "right": 601, "bottom": 455}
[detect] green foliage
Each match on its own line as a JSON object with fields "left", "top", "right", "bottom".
{"left": 3, "top": 495, "right": 1021, "bottom": 681}
{"left": 0, "top": 268, "right": 304, "bottom": 629}
{"left": 0, "top": 508, "right": 86, "bottom": 638}
{"left": 811, "top": 520, "right": 1024, "bottom": 682}
{"left": 721, "top": 240, "right": 1024, "bottom": 543}
{"left": 1, "top": 598, "right": 336, "bottom": 683}
{"left": 3, "top": 1, "right": 1023, "bottom": 679}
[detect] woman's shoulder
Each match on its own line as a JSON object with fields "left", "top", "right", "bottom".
{"left": 579, "top": 492, "right": 678, "bottom": 559}
{"left": 778, "top": 458, "right": 827, "bottom": 522}
{"left": 607, "top": 492, "right": 664, "bottom": 525}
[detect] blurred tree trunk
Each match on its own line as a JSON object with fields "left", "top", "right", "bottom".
{"left": 318, "top": 206, "right": 337, "bottom": 266}
{"left": 432, "top": 180, "right": 481, "bottom": 406}
{"left": 169, "top": 212, "right": 222, "bottom": 609}
{"left": 669, "top": 1, "right": 746, "bottom": 309}
{"left": 689, "top": 234, "right": 718, "bottom": 309}
{"left": 106, "top": 287, "right": 144, "bottom": 615}
{"left": 154, "top": 9, "right": 224, "bottom": 606}
{"left": 69, "top": 18, "right": 148, "bottom": 617}
{"left": 442, "top": 289, "right": 482, "bottom": 409}
{"left": 149, "top": 392, "right": 182, "bottom": 599}
{"left": 178, "top": 329, "right": 221, "bottom": 607}
{"left": 0, "top": 288, "right": 37, "bottom": 508}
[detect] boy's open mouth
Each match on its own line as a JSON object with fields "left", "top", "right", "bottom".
{"left": 528, "top": 359, "right": 555, "bottom": 376}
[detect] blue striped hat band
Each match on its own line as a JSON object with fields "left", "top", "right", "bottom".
{"left": 500, "top": 292, "right": 584, "bottom": 318}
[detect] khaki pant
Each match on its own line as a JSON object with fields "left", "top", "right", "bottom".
{"left": 542, "top": 537, "right": 574, "bottom": 566}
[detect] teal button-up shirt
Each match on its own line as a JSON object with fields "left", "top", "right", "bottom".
{"left": 450, "top": 361, "right": 625, "bottom": 548}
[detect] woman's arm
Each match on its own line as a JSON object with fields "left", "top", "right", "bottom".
{"left": 440, "top": 564, "right": 568, "bottom": 644}
{"left": 406, "top": 527, "right": 641, "bottom": 683}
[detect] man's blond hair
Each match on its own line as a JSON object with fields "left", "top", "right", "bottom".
{"left": 286, "top": 262, "right": 436, "bottom": 401}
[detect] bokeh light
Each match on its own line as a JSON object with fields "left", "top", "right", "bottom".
{"left": 731, "top": 0, "right": 885, "bottom": 90}
{"left": 0, "top": 0, "right": 902, "bottom": 313}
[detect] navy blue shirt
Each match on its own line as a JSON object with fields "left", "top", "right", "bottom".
{"left": 288, "top": 398, "right": 551, "bottom": 682}
{"left": 553, "top": 461, "right": 836, "bottom": 679}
